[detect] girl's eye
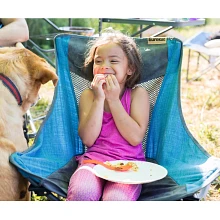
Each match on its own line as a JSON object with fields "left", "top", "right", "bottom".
{"left": 95, "top": 60, "right": 102, "bottom": 64}
{"left": 111, "top": 60, "right": 119, "bottom": 63}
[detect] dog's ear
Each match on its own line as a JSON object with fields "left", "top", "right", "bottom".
{"left": 36, "top": 66, "right": 58, "bottom": 87}
{"left": 22, "top": 49, "right": 58, "bottom": 87}
{"left": 28, "top": 58, "right": 58, "bottom": 87}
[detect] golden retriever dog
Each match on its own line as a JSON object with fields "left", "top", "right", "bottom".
{"left": 0, "top": 43, "right": 58, "bottom": 201}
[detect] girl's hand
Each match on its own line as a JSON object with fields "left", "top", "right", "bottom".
{"left": 104, "top": 74, "right": 121, "bottom": 102}
{"left": 91, "top": 74, "right": 106, "bottom": 100}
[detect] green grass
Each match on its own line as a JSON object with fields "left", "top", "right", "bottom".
{"left": 31, "top": 192, "right": 48, "bottom": 201}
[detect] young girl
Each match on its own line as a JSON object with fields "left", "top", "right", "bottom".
{"left": 67, "top": 30, "right": 150, "bottom": 201}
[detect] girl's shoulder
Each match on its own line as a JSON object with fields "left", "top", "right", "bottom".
{"left": 131, "top": 86, "right": 149, "bottom": 99}
{"left": 81, "top": 88, "right": 93, "bottom": 96}
{"left": 80, "top": 88, "right": 94, "bottom": 101}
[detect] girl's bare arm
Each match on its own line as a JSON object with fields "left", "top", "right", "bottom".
{"left": 0, "top": 18, "right": 29, "bottom": 46}
{"left": 78, "top": 89, "right": 104, "bottom": 147}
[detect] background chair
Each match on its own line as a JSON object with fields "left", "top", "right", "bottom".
{"left": 184, "top": 31, "right": 220, "bottom": 81}
{"left": 10, "top": 33, "right": 220, "bottom": 201}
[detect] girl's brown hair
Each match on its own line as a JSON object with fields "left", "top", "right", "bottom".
{"left": 84, "top": 29, "right": 142, "bottom": 88}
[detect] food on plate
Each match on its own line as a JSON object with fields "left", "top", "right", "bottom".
{"left": 105, "top": 161, "right": 139, "bottom": 172}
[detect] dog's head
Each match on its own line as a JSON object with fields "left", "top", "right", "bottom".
{"left": 0, "top": 45, "right": 58, "bottom": 113}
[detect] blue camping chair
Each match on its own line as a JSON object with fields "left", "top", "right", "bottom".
{"left": 10, "top": 33, "right": 220, "bottom": 201}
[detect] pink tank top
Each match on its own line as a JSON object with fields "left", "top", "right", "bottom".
{"left": 78, "top": 88, "right": 146, "bottom": 162}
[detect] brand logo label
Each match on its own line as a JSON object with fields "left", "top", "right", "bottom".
{"left": 148, "top": 37, "right": 167, "bottom": 44}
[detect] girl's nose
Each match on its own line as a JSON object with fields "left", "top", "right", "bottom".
{"left": 101, "top": 66, "right": 109, "bottom": 69}
{"left": 100, "top": 66, "right": 109, "bottom": 73}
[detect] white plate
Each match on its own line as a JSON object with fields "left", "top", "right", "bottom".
{"left": 93, "top": 160, "right": 168, "bottom": 184}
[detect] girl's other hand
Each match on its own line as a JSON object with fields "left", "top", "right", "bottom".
{"left": 91, "top": 74, "right": 106, "bottom": 100}
{"left": 104, "top": 74, "right": 121, "bottom": 101}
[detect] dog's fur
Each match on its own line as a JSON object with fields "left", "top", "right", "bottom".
{"left": 0, "top": 43, "right": 58, "bottom": 201}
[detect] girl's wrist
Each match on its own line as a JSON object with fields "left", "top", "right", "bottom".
{"left": 94, "top": 97, "right": 105, "bottom": 104}
{"left": 106, "top": 98, "right": 121, "bottom": 107}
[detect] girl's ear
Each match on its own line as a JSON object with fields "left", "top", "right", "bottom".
{"left": 127, "top": 67, "right": 134, "bottom": 75}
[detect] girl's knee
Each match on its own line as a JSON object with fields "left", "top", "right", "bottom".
{"left": 67, "top": 180, "right": 103, "bottom": 201}
{"left": 67, "top": 166, "right": 105, "bottom": 201}
{"left": 67, "top": 186, "right": 97, "bottom": 201}
{"left": 102, "top": 183, "right": 142, "bottom": 201}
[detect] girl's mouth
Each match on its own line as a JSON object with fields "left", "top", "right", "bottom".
{"left": 104, "top": 73, "right": 114, "bottom": 78}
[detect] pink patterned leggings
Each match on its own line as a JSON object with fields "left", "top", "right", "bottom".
{"left": 66, "top": 163, "right": 142, "bottom": 201}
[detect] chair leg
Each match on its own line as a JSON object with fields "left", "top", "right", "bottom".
{"left": 196, "top": 52, "right": 200, "bottom": 70}
{"left": 209, "top": 55, "right": 220, "bottom": 71}
{"left": 186, "top": 49, "right": 191, "bottom": 82}
{"left": 26, "top": 110, "right": 38, "bottom": 139}
{"left": 187, "top": 49, "right": 220, "bottom": 82}
{"left": 194, "top": 183, "right": 211, "bottom": 200}
{"left": 23, "top": 114, "right": 29, "bottom": 144}
{"left": 189, "top": 56, "right": 220, "bottom": 81}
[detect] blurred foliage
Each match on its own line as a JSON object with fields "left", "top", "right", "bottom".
{"left": 26, "top": 18, "right": 139, "bottom": 36}
{"left": 25, "top": 18, "right": 220, "bottom": 66}
{"left": 26, "top": 18, "right": 98, "bottom": 36}
{"left": 27, "top": 18, "right": 98, "bottom": 49}
{"left": 206, "top": 18, "right": 220, "bottom": 24}
{"left": 25, "top": 18, "right": 140, "bottom": 65}
{"left": 26, "top": 18, "right": 139, "bottom": 48}
{"left": 26, "top": 18, "right": 220, "bottom": 50}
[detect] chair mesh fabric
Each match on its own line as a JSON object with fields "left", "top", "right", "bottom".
{"left": 9, "top": 34, "right": 220, "bottom": 201}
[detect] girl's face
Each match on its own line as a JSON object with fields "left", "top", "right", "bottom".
{"left": 93, "top": 42, "right": 132, "bottom": 86}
